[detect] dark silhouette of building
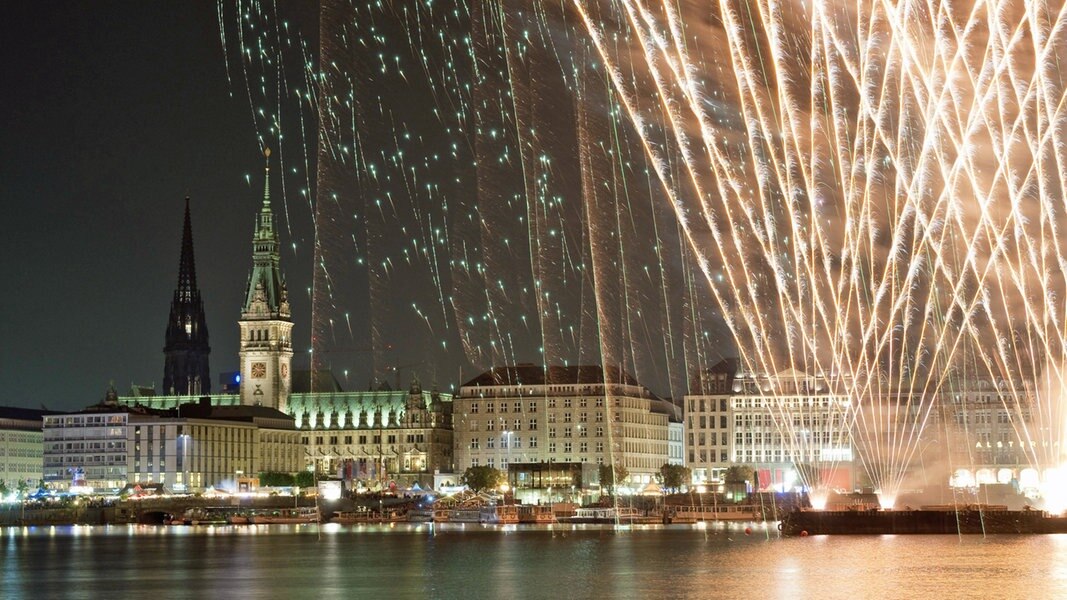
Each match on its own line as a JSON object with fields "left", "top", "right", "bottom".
{"left": 163, "top": 198, "right": 211, "bottom": 395}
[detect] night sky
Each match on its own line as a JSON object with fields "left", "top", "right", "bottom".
{"left": 1, "top": 4, "right": 317, "bottom": 411}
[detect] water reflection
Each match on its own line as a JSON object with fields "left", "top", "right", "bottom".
{"left": 2, "top": 526, "right": 1065, "bottom": 599}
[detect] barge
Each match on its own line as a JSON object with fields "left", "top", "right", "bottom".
{"left": 780, "top": 506, "right": 1067, "bottom": 536}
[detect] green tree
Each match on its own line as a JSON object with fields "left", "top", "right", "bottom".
{"left": 259, "top": 472, "right": 296, "bottom": 487}
{"left": 293, "top": 471, "right": 316, "bottom": 488}
{"left": 659, "top": 463, "right": 691, "bottom": 493}
{"left": 723, "top": 465, "right": 755, "bottom": 485}
{"left": 598, "top": 464, "right": 630, "bottom": 495}
{"left": 15, "top": 479, "right": 29, "bottom": 499}
{"left": 461, "top": 466, "right": 506, "bottom": 492}
{"left": 0, "top": 481, "right": 9, "bottom": 499}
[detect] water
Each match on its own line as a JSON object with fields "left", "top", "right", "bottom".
{"left": 3, "top": 523, "right": 1065, "bottom": 599}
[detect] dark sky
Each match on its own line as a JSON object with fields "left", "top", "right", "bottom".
{"left": 1, "top": 4, "right": 316, "bottom": 411}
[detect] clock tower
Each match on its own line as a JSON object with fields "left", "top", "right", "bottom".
{"left": 239, "top": 148, "right": 293, "bottom": 411}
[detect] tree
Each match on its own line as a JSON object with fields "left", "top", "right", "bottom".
{"left": 723, "top": 465, "right": 755, "bottom": 485}
{"left": 598, "top": 464, "right": 630, "bottom": 496}
{"left": 0, "top": 481, "right": 8, "bottom": 499}
{"left": 15, "top": 479, "right": 29, "bottom": 499}
{"left": 659, "top": 463, "right": 691, "bottom": 493}
{"left": 294, "top": 471, "right": 316, "bottom": 488}
{"left": 461, "top": 466, "right": 506, "bottom": 492}
{"left": 259, "top": 472, "right": 296, "bottom": 487}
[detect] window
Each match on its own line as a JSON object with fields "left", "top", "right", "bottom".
{"left": 487, "top": 403, "right": 495, "bottom": 413}
{"left": 514, "top": 436, "right": 522, "bottom": 449}
{"left": 487, "top": 421, "right": 495, "bottom": 431}
{"left": 564, "top": 427, "right": 572, "bottom": 438}
{"left": 549, "top": 427, "right": 557, "bottom": 438}
{"left": 471, "top": 403, "right": 479, "bottom": 414}
{"left": 579, "top": 426, "right": 588, "bottom": 437}
{"left": 596, "top": 412, "right": 604, "bottom": 422}
{"left": 471, "top": 439, "right": 480, "bottom": 450}
{"left": 548, "top": 413, "right": 556, "bottom": 424}
{"left": 529, "top": 437, "right": 538, "bottom": 449}
{"left": 470, "top": 420, "right": 479, "bottom": 432}
{"left": 529, "top": 401, "right": 537, "bottom": 412}
{"left": 344, "top": 435, "right": 352, "bottom": 444}
{"left": 359, "top": 435, "right": 367, "bottom": 444}
{"left": 579, "top": 412, "right": 587, "bottom": 423}
{"left": 499, "top": 402, "right": 508, "bottom": 413}
{"left": 596, "top": 426, "right": 604, "bottom": 437}
{"left": 548, "top": 399, "right": 557, "bottom": 409}
{"left": 564, "top": 412, "right": 572, "bottom": 423}
{"left": 514, "top": 402, "right": 522, "bottom": 412}
{"left": 564, "top": 442, "right": 572, "bottom": 453}
{"left": 487, "top": 437, "right": 495, "bottom": 449}
{"left": 596, "top": 442, "right": 604, "bottom": 453}
{"left": 580, "top": 442, "right": 588, "bottom": 453}
{"left": 596, "top": 398, "right": 604, "bottom": 407}
{"left": 549, "top": 442, "right": 556, "bottom": 453}
{"left": 514, "top": 419, "right": 522, "bottom": 431}
{"left": 564, "top": 399, "right": 572, "bottom": 408}
{"left": 528, "top": 418, "right": 538, "bottom": 430}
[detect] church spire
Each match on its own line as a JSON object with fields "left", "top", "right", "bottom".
{"left": 177, "top": 197, "right": 198, "bottom": 301}
{"left": 243, "top": 147, "right": 290, "bottom": 319}
{"left": 164, "top": 198, "right": 211, "bottom": 395}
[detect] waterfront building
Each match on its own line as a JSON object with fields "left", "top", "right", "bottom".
{"left": 685, "top": 360, "right": 855, "bottom": 492}
{"left": 507, "top": 461, "right": 599, "bottom": 504}
{"left": 291, "top": 377, "right": 454, "bottom": 489}
{"left": 0, "top": 407, "right": 57, "bottom": 491}
{"left": 162, "top": 198, "right": 211, "bottom": 396}
{"left": 45, "top": 388, "right": 300, "bottom": 492}
{"left": 116, "top": 153, "right": 454, "bottom": 486}
{"left": 683, "top": 358, "right": 737, "bottom": 485}
{"left": 454, "top": 364, "right": 678, "bottom": 490}
{"left": 936, "top": 380, "right": 1038, "bottom": 491}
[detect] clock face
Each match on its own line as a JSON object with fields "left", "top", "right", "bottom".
{"left": 251, "top": 362, "right": 267, "bottom": 379}
{"left": 280, "top": 363, "right": 289, "bottom": 378}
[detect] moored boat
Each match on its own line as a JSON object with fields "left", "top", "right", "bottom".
{"left": 248, "top": 507, "right": 320, "bottom": 524}
{"left": 779, "top": 506, "right": 1067, "bottom": 536}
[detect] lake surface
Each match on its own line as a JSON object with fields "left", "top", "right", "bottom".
{"left": 3, "top": 522, "right": 1065, "bottom": 599}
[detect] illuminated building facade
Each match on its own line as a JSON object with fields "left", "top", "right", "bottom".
{"left": 46, "top": 389, "right": 300, "bottom": 492}
{"left": 454, "top": 365, "right": 678, "bottom": 489}
{"left": 0, "top": 407, "right": 55, "bottom": 491}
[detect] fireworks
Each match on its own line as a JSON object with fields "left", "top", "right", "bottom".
{"left": 222, "top": 0, "right": 1067, "bottom": 507}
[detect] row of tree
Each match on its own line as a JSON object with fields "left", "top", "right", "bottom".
{"left": 458, "top": 463, "right": 758, "bottom": 494}
{"left": 258, "top": 471, "right": 316, "bottom": 488}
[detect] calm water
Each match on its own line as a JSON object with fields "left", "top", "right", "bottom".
{"left": 2, "top": 523, "right": 1065, "bottom": 599}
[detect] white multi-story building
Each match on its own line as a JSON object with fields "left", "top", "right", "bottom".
{"left": 685, "top": 360, "right": 854, "bottom": 491}
{"left": 454, "top": 365, "right": 679, "bottom": 489}
{"left": 44, "top": 391, "right": 301, "bottom": 492}
{"left": 0, "top": 407, "right": 54, "bottom": 491}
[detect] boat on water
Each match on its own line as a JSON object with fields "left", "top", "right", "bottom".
{"left": 169, "top": 507, "right": 241, "bottom": 526}
{"left": 569, "top": 507, "right": 661, "bottom": 525}
{"left": 779, "top": 505, "right": 1067, "bottom": 536}
{"left": 407, "top": 508, "right": 434, "bottom": 523}
{"left": 248, "top": 507, "right": 320, "bottom": 525}
{"left": 331, "top": 509, "right": 407, "bottom": 524}
{"left": 479, "top": 505, "right": 519, "bottom": 524}
{"left": 665, "top": 504, "right": 763, "bottom": 524}
{"left": 517, "top": 505, "right": 557, "bottom": 524}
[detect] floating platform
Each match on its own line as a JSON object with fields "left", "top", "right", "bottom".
{"left": 779, "top": 507, "right": 1067, "bottom": 536}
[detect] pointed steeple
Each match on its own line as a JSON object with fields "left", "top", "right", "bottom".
{"left": 239, "top": 147, "right": 294, "bottom": 411}
{"left": 177, "top": 197, "right": 198, "bottom": 301}
{"left": 164, "top": 198, "right": 211, "bottom": 395}
{"left": 243, "top": 147, "right": 288, "bottom": 319}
